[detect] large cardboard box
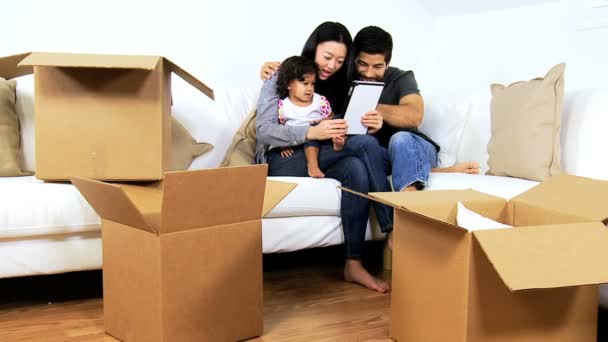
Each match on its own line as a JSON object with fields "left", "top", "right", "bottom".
{"left": 70, "top": 165, "right": 296, "bottom": 342}
{"left": 2, "top": 51, "right": 213, "bottom": 181}
{"left": 346, "top": 174, "right": 608, "bottom": 342}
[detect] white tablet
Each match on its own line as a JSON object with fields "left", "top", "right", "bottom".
{"left": 342, "top": 81, "right": 384, "bottom": 134}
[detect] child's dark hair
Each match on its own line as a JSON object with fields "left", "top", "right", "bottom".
{"left": 276, "top": 56, "right": 317, "bottom": 99}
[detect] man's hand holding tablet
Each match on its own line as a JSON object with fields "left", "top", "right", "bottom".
{"left": 341, "top": 81, "right": 384, "bottom": 135}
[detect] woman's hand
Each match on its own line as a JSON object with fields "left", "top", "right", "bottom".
{"left": 260, "top": 61, "right": 281, "bottom": 80}
{"left": 361, "top": 110, "right": 383, "bottom": 134}
{"left": 306, "top": 119, "right": 348, "bottom": 141}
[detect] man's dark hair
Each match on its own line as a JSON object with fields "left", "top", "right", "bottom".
{"left": 353, "top": 26, "right": 393, "bottom": 64}
{"left": 276, "top": 56, "right": 317, "bottom": 99}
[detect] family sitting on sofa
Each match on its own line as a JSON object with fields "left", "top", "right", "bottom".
{"left": 253, "top": 22, "right": 479, "bottom": 293}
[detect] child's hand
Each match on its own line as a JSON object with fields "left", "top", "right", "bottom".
{"left": 332, "top": 135, "right": 346, "bottom": 152}
{"left": 280, "top": 147, "right": 294, "bottom": 158}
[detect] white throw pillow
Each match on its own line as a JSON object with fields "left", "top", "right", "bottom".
{"left": 456, "top": 202, "right": 512, "bottom": 231}
{"left": 420, "top": 94, "right": 469, "bottom": 168}
{"left": 177, "top": 82, "right": 259, "bottom": 170}
{"left": 455, "top": 89, "right": 493, "bottom": 174}
{"left": 15, "top": 75, "right": 35, "bottom": 173}
{"left": 561, "top": 89, "right": 608, "bottom": 180}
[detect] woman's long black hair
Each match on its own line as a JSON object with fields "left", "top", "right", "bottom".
{"left": 300, "top": 22, "right": 354, "bottom": 115}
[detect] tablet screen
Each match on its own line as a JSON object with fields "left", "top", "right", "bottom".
{"left": 342, "top": 81, "right": 384, "bottom": 134}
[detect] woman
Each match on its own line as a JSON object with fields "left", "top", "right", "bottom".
{"left": 255, "top": 22, "right": 393, "bottom": 293}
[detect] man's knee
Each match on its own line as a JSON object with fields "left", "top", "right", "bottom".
{"left": 389, "top": 131, "right": 417, "bottom": 149}
{"left": 347, "top": 134, "right": 380, "bottom": 149}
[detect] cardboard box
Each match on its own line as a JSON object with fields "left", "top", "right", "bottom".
{"left": 70, "top": 165, "right": 296, "bottom": 342}
{"left": 344, "top": 174, "right": 608, "bottom": 342}
{"left": 0, "top": 51, "right": 213, "bottom": 181}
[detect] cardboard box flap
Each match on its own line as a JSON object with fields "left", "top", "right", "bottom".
{"left": 340, "top": 187, "right": 501, "bottom": 233}
{"left": 368, "top": 189, "right": 503, "bottom": 210}
{"left": 263, "top": 180, "right": 298, "bottom": 216}
{"left": 69, "top": 177, "right": 156, "bottom": 234}
{"left": 160, "top": 165, "right": 268, "bottom": 233}
{"left": 369, "top": 189, "right": 506, "bottom": 229}
{"left": 473, "top": 222, "right": 608, "bottom": 291}
{"left": 512, "top": 174, "right": 608, "bottom": 223}
{"left": 0, "top": 53, "right": 32, "bottom": 79}
{"left": 120, "top": 183, "right": 163, "bottom": 234}
{"left": 19, "top": 52, "right": 160, "bottom": 70}
{"left": 164, "top": 58, "right": 214, "bottom": 100}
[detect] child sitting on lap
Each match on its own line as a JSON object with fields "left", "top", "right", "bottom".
{"left": 276, "top": 56, "right": 343, "bottom": 178}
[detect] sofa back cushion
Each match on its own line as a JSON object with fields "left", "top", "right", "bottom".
{"left": 174, "top": 83, "right": 258, "bottom": 170}
{"left": 455, "top": 89, "right": 493, "bottom": 174}
{"left": 486, "top": 63, "right": 565, "bottom": 181}
{"left": 220, "top": 108, "right": 257, "bottom": 167}
{"left": 15, "top": 75, "right": 35, "bottom": 172}
{"left": 561, "top": 88, "right": 608, "bottom": 180}
{"left": 170, "top": 118, "right": 213, "bottom": 171}
{"left": 420, "top": 94, "right": 469, "bottom": 168}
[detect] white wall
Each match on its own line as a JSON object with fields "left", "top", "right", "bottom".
{"left": 417, "top": 0, "right": 608, "bottom": 95}
{"left": 6, "top": 0, "right": 434, "bottom": 89}
{"left": 8, "top": 1, "right": 603, "bottom": 95}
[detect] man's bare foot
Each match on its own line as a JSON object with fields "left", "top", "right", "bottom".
{"left": 344, "top": 259, "right": 390, "bottom": 293}
{"left": 388, "top": 231, "right": 393, "bottom": 250}
{"left": 308, "top": 166, "right": 325, "bottom": 178}
{"left": 401, "top": 185, "right": 418, "bottom": 192}
{"left": 433, "top": 161, "right": 480, "bottom": 174}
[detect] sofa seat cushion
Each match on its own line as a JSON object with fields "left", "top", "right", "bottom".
{"left": 0, "top": 176, "right": 100, "bottom": 238}
{"left": 426, "top": 172, "right": 539, "bottom": 200}
{"left": 265, "top": 176, "right": 342, "bottom": 217}
{"left": 0, "top": 231, "right": 102, "bottom": 278}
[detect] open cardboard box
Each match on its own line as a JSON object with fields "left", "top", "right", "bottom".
{"left": 70, "top": 165, "right": 296, "bottom": 342}
{"left": 0, "top": 51, "right": 214, "bottom": 181}
{"left": 343, "top": 174, "right": 608, "bottom": 342}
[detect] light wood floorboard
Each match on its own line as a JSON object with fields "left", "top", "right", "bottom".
{"left": 0, "top": 247, "right": 392, "bottom": 341}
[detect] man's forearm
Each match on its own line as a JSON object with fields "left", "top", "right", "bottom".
{"left": 377, "top": 103, "right": 423, "bottom": 129}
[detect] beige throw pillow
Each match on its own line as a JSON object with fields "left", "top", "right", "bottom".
{"left": 487, "top": 63, "right": 565, "bottom": 181}
{"left": 220, "top": 109, "right": 257, "bottom": 167}
{"left": 1, "top": 77, "right": 31, "bottom": 177}
{"left": 170, "top": 117, "right": 213, "bottom": 171}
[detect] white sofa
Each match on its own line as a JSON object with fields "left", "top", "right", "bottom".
{"left": 2, "top": 75, "right": 607, "bottom": 308}
{"left": 0, "top": 75, "right": 388, "bottom": 279}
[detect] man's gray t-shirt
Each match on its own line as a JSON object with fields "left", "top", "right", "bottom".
{"left": 374, "top": 67, "right": 439, "bottom": 152}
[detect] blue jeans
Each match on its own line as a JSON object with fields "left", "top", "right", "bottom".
{"left": 266, "top": 135, "right": 393, "bottom": 259}
{"left": 388, "top": 131, "right": 438, "bottom": 191}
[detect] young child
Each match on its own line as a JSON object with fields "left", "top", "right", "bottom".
{"left": 276, "top": 56, "right": 344, "bottom": 178}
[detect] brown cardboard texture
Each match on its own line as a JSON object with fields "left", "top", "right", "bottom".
{"left": 70, "top": 165, "right": 295, "bottom": 342}
{"left": 263, "top": 180, "right": 298, "bottom": 216}
{"left": 343, "top": 174, "right": 608, "bottom": 342}
{"left": 18, "top": 51, "right": 214, "bottom": 181}
{"left": 0, "top": 53, "right": 32, "bottom": 79}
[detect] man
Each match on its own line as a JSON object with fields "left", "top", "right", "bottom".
{"left": 353, "top": 26, "right": 478, "bottom": 192}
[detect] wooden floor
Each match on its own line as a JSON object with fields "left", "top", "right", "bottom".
{"left": 0, "top": 245, "right": 392, "bottom": 342}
